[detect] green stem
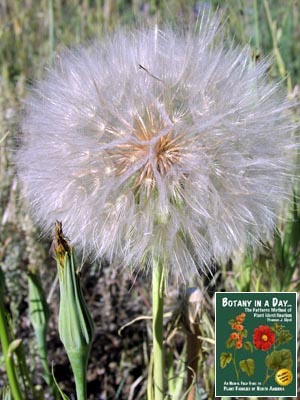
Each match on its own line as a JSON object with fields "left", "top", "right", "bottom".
{"left": 0, "top": 301, "right": 23, "bottom": 400}
{"left": 48, "top": 0, "right": 54, "bottom": 62}
{"left": 35, "top": 328, "right": 60, "bottom": 398}
{"left": 263, "top": 372, "right": 269, "bottom": 385}
{"left": 186, "top": 331, "right": 200, "bottom": 400}
{"left": 233, "top": 348, "right": 239, "bottom": 381}
{"left": 69, "top": 351, "right": 88, "bottom": 400}
{"left": 263, "top": 368, "right": 275, "bottom": 385}
{"left": 16, "top": 343, "right": 36, "bottom": 399}
{"left": 263, "top": 0, "right": 292, "bottom": 93}
{"left": 152, "top": 257, "right": 165, "bottom": 400}
{"left": 253, "top": 0, "right": 260, "bottom": 51}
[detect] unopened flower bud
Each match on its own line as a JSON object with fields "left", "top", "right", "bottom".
{"left": 53, "top": 221, "right": 94, "bottom": 400}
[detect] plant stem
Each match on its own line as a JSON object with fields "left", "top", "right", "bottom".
{"left": 263, "top": 367, "right": 275, "bottom": 385}
{"left": 233, "top": 348, "right": 239, "bottom": 381}
{"left": 253, "top": 0, "right": 260, "bottom": 51}
{"left": 186, "top": 331, "right": 200, "bottom": 400}
{"left": 16, "top": 342, "right": 37, "bottom": 399}
{"left": 0, "top": 301, "right": 23, "bottom": 400}
{"left": 152, "top": 257, "right": 165, "bottom": 400}
{"left": 35, "top": 328, "right": 59, "bottom": 398}
{"left": 48, "top": 0, "right": 54, "bottom": 62}
{"left": 69, "top": 352, "right": 88, "bottom": 400}
{"left": 263, "top": 0, "right": 292, "bottom": 93}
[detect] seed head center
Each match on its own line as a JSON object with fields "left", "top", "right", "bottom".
{"left": 111, "top": 110, "right": 182, "bottom": 193}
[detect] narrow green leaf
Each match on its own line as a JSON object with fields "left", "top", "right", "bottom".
{"left": 52, "top": 365, "right": 70, "bottom": 400}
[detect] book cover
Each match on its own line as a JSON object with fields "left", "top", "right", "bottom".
{"left": 215, "top": 292, "right": 297, "bottom": 397}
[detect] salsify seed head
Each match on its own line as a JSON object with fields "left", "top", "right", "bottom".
{"left": 17, "top": 16, "right": 297, "bottom": 283}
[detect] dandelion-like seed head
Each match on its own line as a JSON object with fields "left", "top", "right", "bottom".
{"left": 108, "top": 107, "right": 184, "bottom": 196}
{"left": 17, "top": 15, "right": 297, "bottom": 283}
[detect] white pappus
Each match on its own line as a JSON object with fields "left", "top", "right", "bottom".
{"left": 17, "top": 15, "right": 297, "bottom": 283}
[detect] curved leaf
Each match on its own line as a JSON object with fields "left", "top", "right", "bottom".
{"left": 243, "top": 341, "right": 254, "bottom": 352}
{"left": 220, "top": 352, "right": 232, "bottom": 368}
{"left": 239, "top": 359, "right": 255, "bottom": 376}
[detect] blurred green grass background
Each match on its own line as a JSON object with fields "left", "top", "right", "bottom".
{"left": 0, "top": 1, "right": 300, "bottom": 399}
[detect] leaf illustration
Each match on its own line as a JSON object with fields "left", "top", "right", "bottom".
{"left": 239, "top": 359, "right": 255, "bottom": 376}
{"left": 265, "top": 349, "right": 292, "bottom": 370}
{"left": 276, "top": 329, "right": 292, "bottom": 345}
{"left": 226, "top": 338, "right": 235, "bottom": 348}
{"left": 243, "top": 341, "right": 254, "bottom": 352}
{"left": 240, "top": 328, "right": 248, "bottom": 338}
{"left": 220, "top": 352, "right": 232, "bottom": 368}
{"left": 272, "top": 322, "right": 285, "bottom": 332}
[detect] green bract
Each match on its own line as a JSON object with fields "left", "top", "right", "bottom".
{"left": 54, "top": 222, "right": 94, "bottom": 400}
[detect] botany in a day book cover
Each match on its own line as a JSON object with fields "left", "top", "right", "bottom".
{"left": 215, "top": 292, "right": 297, "bottom": 397}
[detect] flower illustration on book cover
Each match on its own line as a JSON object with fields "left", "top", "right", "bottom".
{"left": 220, "top": 313, "right": 255, "bottom": 380}
{"left": 220, "top": 316, "right": 293, "bottom": 385}
{"left": 253, "top": 325, "right": 275, "bottom": 351}
{"left": 255, "top": 323, "right": 293, "bottom": 385}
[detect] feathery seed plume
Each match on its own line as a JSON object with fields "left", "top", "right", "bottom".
{"left": 17, "top": 16, "right": 297, "bottom": 282}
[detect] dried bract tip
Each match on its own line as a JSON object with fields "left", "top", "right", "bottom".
{"left": 53, "top": 221, "right": 70, "bottom": 268}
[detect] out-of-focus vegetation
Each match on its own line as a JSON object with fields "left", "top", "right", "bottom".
{"left": 0, "top": 1, "right": 299, "bottom": 399}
